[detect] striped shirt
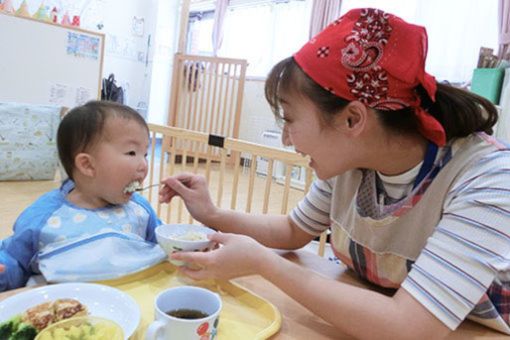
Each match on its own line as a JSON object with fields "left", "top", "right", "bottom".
{"left": 290, "top": 133, "right": 510, "bottom": 333}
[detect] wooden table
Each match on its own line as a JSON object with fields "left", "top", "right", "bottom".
{"left": 0, "top": 250, "right": 508, "bottom": 339}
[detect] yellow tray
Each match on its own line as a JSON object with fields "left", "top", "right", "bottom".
{"left": 98, "top": 262, "right": 281, "bottom": 339}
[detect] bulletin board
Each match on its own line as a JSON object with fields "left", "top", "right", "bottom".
{"left": 0, "top": 12, "right": 105, "bottom": 108}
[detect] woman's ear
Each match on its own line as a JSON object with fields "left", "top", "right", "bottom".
{"left": 341, "top": 101, "right": 367, "bottom": 136}
{"left": 74, "top": 153, "right": 95, "bottom": 177}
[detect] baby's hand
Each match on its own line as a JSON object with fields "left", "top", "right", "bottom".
{"left": 0, "top": 264, "right": 5, "bottom": 273}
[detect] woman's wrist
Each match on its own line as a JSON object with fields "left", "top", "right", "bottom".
{"left": 255, "top": 247, "right": 283, "bottom": 279}
{"left": 203, "top": 206, "right": 227, "bottom": 230}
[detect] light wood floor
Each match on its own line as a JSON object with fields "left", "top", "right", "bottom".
{"left": 1, "top": 180, "right": 60, "bottom": 239}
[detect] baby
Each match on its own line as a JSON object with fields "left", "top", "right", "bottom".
{"left": 0, "top": 101, "right": 166, "bottom": 291}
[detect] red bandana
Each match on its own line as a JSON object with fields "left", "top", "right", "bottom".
{"left": 294, "top": 8, "right": 446, "bottom": 146}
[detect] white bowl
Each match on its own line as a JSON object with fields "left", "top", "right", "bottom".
{"left": 155, "top": 224, "right": 216, "bottom": 266}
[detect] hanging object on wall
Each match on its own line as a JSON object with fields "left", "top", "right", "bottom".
{"left": 72, "top": 15, "right": 80, "bottom": 27}
{"left": 61, "top": 11, "right": 71, "bottom": 26}
{"left": 15, "top": 0, "right": 30, "bottom": 17}
{"left": 132, "top": 16, "right": 144, "bottom": 37}
{"left": 50, "top": 6, "right": 58, "bottom": 23}
{"left": 1, "top": 0, "right": 15, "bottom": 14}
{"left": 33, "top": 3, "right": 50, "bottom": 21}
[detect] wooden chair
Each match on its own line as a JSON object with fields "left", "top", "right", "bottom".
{"left": 143, "top": 124, "right": 329, "bottom": 257}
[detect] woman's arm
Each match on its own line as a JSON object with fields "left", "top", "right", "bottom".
{"left": 173, "top": 233, "right": 451, "bottom": 340}
{"left": 159, "top": 173, "right": 315, "bottom": 249}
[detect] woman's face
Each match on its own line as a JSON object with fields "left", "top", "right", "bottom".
{"left": 280, "top": 91, "right": 351, "bottom": 179}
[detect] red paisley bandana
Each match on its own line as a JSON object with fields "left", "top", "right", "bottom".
{"left": 294, "top": 8, "right": 446, "bottom": 146}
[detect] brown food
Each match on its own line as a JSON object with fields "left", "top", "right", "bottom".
{"left": 21, "top": 298, "right": 88, "bottom": 331}
{"left": 53, "top": 298, "right": 87, "bottom": 321}
{"left": 22, "top": 301, "right": 55, "bottom": 331}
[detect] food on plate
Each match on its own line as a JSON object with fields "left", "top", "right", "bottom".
{"left": 173, "top": 231, "right": 208, "bottom": 241}
{"left": 0, "top": 299, "right": 88, "bottom": 339}
{"left": 36, "top": 318, "right": 122, "bottom": 340}
{"left": 53, "top": 299, "right": 87, "bottom": 322}
{"left": 0, "top": 315, "right": 37, "bottom": 340}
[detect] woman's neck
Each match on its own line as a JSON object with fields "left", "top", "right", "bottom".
{"left": 366, "top": 134, "right": 429, "bottom": 176}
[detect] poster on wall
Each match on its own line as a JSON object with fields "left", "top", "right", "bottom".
{"left": 48, "top": 83, "right": 93, "bottom": 108}
{"left": 66, "top": 32, "right": 100, "bottom": 59}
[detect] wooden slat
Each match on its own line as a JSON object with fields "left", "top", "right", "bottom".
{"left": 217, "top": 149, "right": 227, "bottom": 207}
{"left": 245, "top": 155, "right": 257, "bottom": 213}
{"left": 262, "top": 159, "right": 274, "bottom": 214}
{"left": 147, "top": 131, "right": 157, "bottom": 202}
{"left": 281, "top": 164, "right": 292, "bottom": 214}
{"left": 230, "top": 151, "right": 241, "bottom": 210}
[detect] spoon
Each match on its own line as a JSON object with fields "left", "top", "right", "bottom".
{"left": 135, "top": 183, "right": 160, "bottom": 192}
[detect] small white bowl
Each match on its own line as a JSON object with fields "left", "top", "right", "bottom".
{"left": 155, "top": 224, "right": 216, "bottom": 266}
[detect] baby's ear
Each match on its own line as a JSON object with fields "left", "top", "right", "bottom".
{"left": 74, "top": 153, "right": 95, "bottom": 177}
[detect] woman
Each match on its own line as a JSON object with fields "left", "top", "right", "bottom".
{"left": 159, "top": 8, "right": 509, "bottom": 339}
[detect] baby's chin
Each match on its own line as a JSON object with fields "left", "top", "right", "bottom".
{"left": 103, "top": 193, "right": 132, "bottom": 206}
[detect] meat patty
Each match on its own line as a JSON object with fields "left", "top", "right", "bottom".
{"left": 21, "top": 298, "right": 88, "bottom": 331}
{"left": 53, "top": 298, "right": 87, "bottom": 321}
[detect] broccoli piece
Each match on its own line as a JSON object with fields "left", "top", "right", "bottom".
{"left": 9, "top": 323, "right": 37, "bottom": 340}
{"left": 0, "top": 315, "right": 22, "bottom": 340}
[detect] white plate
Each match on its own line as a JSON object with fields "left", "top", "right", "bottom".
{"left": 0, "top": 282, "right": 140, "bottom": 338}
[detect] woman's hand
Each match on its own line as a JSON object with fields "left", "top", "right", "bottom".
{"left": 159, "top": 173, "right": 218, "bottom": 224}
{"left": 0, "top": 264, "right": 5, "bottom": 273}
{"left": 171, "top": 232, "right": 273, "bottom": 281}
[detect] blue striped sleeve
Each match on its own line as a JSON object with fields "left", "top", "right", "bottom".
{"left": 290, "top": 179, "right": 332, "bottom": 235}
{"left": 402, "top": 151, "right": 510, "bottom": 333}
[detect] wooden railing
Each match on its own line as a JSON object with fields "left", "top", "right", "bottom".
{"left": 166, "top": 54, "right": 247, "bottom": 159}
{"left": 144, "top": 124, "right": 328, "bottom": 257}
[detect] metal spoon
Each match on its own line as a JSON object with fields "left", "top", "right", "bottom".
{"left": 135, "top": 183, "right": 160, "bottom": 192}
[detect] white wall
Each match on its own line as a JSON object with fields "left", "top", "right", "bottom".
{"left": 18, "top": 0, "right": 159, "bottom": 115}
{"left": 238, "top": 78, "right": 282, "bottom": 145}
{"left": 147, "top": 0, "right": 181, "bottom": 125}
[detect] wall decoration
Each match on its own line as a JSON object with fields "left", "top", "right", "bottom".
{"left": 66, "top": 32, "right": 100, "bottom": 59}
{"left": 61, "top": 11, "right": 71, "bottom": 25}
{"left": 50, "top": 6, "right": 58, "bottom": 23}
{"left": 15, "top": 0, "right": 30, "bottom": 17}
{"left": 1, "top": 0, "right": 15, "bottom": 13}
{"left": 32, "top": 3, "right": 50, "bottom": 21}
{"left": 132, "top": 16, "right": 144, "bottom": 37}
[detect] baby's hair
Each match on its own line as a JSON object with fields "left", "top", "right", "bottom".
{"left": 57, "top": 100, "right": 148, "bottom": 180}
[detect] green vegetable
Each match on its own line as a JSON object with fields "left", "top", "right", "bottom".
{"left": 0, "top": 315, "right": 38, "bottom": 340}
{"left": 9, "top": 323, "right": 38, "bottom": 340}
{"left": 0, "top": 315, "right": 22, "bottom": 339}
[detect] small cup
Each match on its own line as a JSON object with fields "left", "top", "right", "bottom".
{"left": 155, "top": 224, "right": 216, "bottom": 266}
{"left": 145, "top": 286, "right": 221, "bottom": 340}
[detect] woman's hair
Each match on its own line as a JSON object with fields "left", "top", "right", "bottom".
{"left": 265, "top": 57, "right": 498, "bottom": 139}
{"left": 57, "top": 100, "right": 148, "bottom": 180}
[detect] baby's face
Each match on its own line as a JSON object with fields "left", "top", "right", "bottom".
{"left": 87, "top": 117, "right": 149, "bottom": 205}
